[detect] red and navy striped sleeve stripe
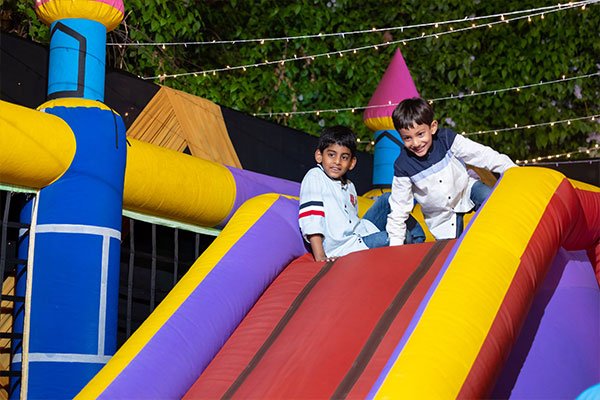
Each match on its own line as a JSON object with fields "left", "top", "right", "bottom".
{"left": 299, "top": 201, "right": 325, "bottom": 219}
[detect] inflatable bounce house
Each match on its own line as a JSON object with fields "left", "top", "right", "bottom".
{"left": 1, "top": 1, "right": 599, "bottom": 399}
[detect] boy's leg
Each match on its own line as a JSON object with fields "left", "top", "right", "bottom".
{"left": 405, "top": 215, "right": 426, "bottom": 244}
{"left": 456, "top": 181, "right": 493, "bottom": 237}
{"left": 363, "top": 215, "right": 425, "bottom": 247}
{"left": 362, "top": 231, "right": 389, "bottom": 249}
{"left": 362, "top": 192, "right": 390, "bottom": 231}
{"left": 456, "top": 213, "right": 464, "bottom": 237}
{"left": 363, "top": 192, "right": 426, "bottom": 244}
{"left": 470, "top": 181, "right": 493, "bottom": 211}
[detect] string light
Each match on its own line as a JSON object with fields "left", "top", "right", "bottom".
{"left": 142, "top": 1, "right": 596, "bottom": 80}
{"left": 529, "top": 158, "right": 600, "bottom": 166}
{"left": 119, "top": 4, "right": 599, "bottom": 167}
{"left": 353, "top": 141, "right": 599, "bottom": 164}
{"left": 463, "top": 114, "right": 600, "bottom": 137}
{"left": 352, "top": 114, "right": 599, "bottom": 143}
{"left": 516, "top": 145, "right": 599, "bottom": 164}
{"left": 108, "top": 1, "right": 594, "bottom": 48}
{"left": 127, "top": 84, "right": 600, "bottom": 167}
{"left": 251, "top": 71, "right": 599, "bottom": 117}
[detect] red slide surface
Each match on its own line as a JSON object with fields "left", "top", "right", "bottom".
{"left": 185, "top": 240, "right": 454, "bottom": 399}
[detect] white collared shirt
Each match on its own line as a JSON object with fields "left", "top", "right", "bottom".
{"left": 299, "top": 165, "right": 379, "bottom": 257}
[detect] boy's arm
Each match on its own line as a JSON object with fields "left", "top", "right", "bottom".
{"left": 452, "top": 134, "right": 517, "bottom": 173}
{"left": 387, "top": 175, "right": 414, "bottom": 246}
{"left": 307, "top": 234, "right": 330, "bottom": 262}
{"left": 299, "top": 169, "right": 329, "bottom": 260}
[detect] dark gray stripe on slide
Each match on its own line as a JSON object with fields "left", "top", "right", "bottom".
{"left": 222, "top": 259, "right": 337, "bottom": 399}
{"left": 332, "top": 240, "right": 450, "bottom": 399}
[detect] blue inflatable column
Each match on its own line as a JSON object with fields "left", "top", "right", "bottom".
{"left": 12, "top": 1, "right": 126, "bottom": 398}
{"left": 362, "top": 49, "right": 420, "bottom": 188}
{"left": 372, "top": 129, "right": 404, "bottom": 187}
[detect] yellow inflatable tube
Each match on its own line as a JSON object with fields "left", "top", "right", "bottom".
{"left": 123, "top": 138, "right": 236, "bottom": 227}
{"left": 0, "top": 101, "right": 237, "bottom": 227}
{"left": 374, "top": 167, "right": 600, "bottom": 398}
{"left": 0, "top": 100, "right": 76, "bottom": 189}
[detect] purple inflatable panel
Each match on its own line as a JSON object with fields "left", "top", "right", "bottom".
{"left": 100, "top": 196, "right": 307, "bottom": 399}
{"left": 224, "top": 167, "right": 300, "bottom": 225}
{"left": 492, "top": 249, "right": 600, "bottom": 398}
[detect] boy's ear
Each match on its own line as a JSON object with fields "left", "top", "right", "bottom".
{"left": 348, "top": 156, "right": 357, "bottom": 171}
{"left": 315, "top": 149, "right": 323, "bottom": 164}
{"left": 430, "top": 120, "right": 439, "bottom": 135}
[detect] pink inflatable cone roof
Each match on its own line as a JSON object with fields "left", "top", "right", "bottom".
{"left": 363, "top": 49, "right": 419, "bottom": 131}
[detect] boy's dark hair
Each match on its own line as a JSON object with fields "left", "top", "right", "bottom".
{"left": 392, "top": 97, "right": 435, "bottom": 131}
{"left": 318, "top": 125, "right": 357, "bottom": 157}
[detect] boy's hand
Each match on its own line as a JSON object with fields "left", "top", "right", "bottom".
{"left": 307, "top": 234, "right": 336, "bottom": 262}
{"left": 314, "top": 254, "right": 338, "bottom": 263}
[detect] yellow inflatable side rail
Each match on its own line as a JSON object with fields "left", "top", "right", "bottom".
{"left": 123, "top": 138, "right": 236, "bottom": 228}
{"left": 0, "top": 101, "right": 237, "bottom": 227}
{"left": 0, "top": 100, "right": 76, "bottom": 189}
{"left": 374, "top": 167, "right": 600, "bottom": 398}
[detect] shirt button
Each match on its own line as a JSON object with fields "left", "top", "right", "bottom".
{"left": 439, "top": 179, "right": 442, "bottom": 183}
{"left": 448, "top": 196, "right": 451, "bottom": 199}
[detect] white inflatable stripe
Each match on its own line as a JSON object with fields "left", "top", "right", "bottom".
{"left": 36, "top": 224, "right": 121, "bottom": 239}
{"left": 13, "top": 353, "right": 111, "bottom": 364}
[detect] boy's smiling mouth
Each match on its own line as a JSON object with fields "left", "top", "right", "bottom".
{"left": 413, "top": 146, "right": 427, "bottom": 156}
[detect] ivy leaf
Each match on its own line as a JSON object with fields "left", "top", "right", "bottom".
{"left": 448, "top": 70, "right": 456, "bottom": 83}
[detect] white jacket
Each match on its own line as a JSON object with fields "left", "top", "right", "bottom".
{"left": 388, "top": 128, "right": 516, "bottom": 245}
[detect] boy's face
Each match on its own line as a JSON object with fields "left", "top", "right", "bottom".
{"left": 315, "top": 143, "right": 356, "bottom": 180}
{"left": 399, "top": 120, "right": 438, "bottom": 158}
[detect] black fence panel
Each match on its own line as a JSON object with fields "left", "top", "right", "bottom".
{"left": 117, "top": 218, "right": 216, "bottom": 346}
{"left": 0, "top": 191, "right": 31, "bottom": 399}
{"left": 1, "top": 190, "right": 217, "bottom": 396}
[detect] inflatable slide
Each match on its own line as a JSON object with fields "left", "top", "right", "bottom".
{"left": 1, "top": 2, "right": 598, "bottom": 397}
{"left": 77, "top": 167, "right": 600, "bottom": 399}
{"left": 4, "top": 94, "right": 598, "bottom": 398}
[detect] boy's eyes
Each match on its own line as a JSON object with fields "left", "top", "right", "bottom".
{"left": 402, "top": 132, "right": 424, "bottom": 141}
{"left": 326, "top": 152, "right": 351, "bottom": 160}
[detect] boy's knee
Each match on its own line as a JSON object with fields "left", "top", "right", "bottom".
{"left": 471, "top": 181, "right": 493, "bottom": 210}
{"left": 405, "top": 217, "right": 426, "bottom": 244}
{"left": 404, "top": 231, "right": 425, "bottom": 244}
{"left": 376, "top": 192, "right": 391, "bottom": 202}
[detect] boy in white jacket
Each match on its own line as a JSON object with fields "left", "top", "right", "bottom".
{"left": 388, "top": 98, "right": 517, "bottom": 245}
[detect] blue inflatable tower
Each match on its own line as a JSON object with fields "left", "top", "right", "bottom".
{"left": 363, "top": 49, "right": 420, "bottom": 187}
{"left": 12, "top": 1, "right": 126, "bottom": 398}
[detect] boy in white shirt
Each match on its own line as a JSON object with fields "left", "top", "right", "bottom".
{"left": 388, "top": 97, "right": 517, "bottom": 245}
{"left": 299, "top": 126, "right": 424, "bottom": 261}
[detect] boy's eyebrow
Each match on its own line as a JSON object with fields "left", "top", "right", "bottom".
{"left": 326, "top": 147, "right": 353, "bottom": 154}
{"left": 328, "top": 150, "right": 353, "bottom": 157}
{"left": 402, "top": 127, "right": 425, "bottom": 135}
